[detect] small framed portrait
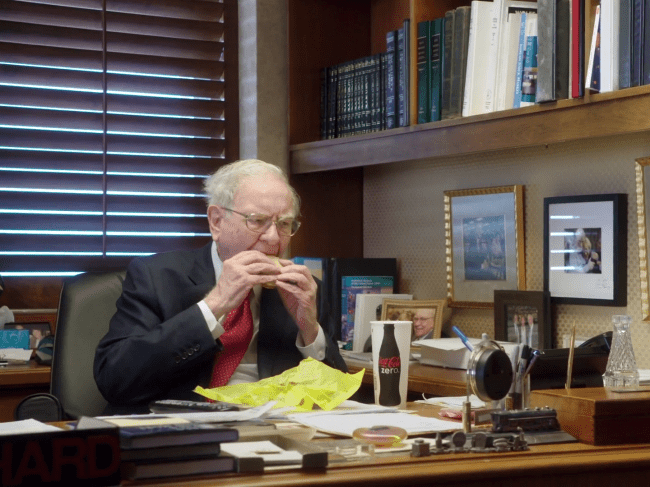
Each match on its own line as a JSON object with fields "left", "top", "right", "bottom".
{"left": 444, "top": 185, "right": 526, "bottom": 308}
{"left": 381, "top": 299, "right": 446, "bottom": 341}
{"left": 544, "top": 193, "right": 627, "bottom": 306}
{"left": 494, "top": 290, "right": 552, "bottom": 349}
{"left": 3, "top": 322, "right": 52, "bottom": 349}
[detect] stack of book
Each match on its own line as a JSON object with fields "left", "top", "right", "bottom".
{"left": 77, "top": 416, "right": 239, "bottom": 481}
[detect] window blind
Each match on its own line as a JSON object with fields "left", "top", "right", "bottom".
{"left": 0, "top": 0, "right": 238, "bottom": 276}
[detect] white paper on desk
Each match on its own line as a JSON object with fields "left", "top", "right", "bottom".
{"left": 290, "top": 411, "right": 458, "bottom": 437}
{"left": 417, "top": 395, "right": 486, "bottom": 409}
{"left": 220, "top": 440, "right": 303, "bottom": 465}
{"left": 100, "top": 401, "right": 277, "bottom": 424}
{"left": 0, "top": 348, "right": 32, "bottom": 363}
{"left": 0, "top": 419, "right": 62, "bottom": 436}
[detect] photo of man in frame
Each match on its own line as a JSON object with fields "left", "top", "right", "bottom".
{"left": 564, "top": 227, "right": 602, "bottom": 274}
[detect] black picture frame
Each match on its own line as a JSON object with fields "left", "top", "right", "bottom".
{"left": 494, "top": 290, "right": 552, "bottom": 349}
{"left": 543, "top": 193, "right": 627, "bottom": 306}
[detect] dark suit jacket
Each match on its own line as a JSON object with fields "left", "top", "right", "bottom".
{"left": 94, "top": 243, "right": 346, "bottom": 409}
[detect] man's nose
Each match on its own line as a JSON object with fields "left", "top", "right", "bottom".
{"left": 260, "top": 221, "right": 281, "bottom": 241}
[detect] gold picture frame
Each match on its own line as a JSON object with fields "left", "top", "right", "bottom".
{"left": 636, "top": 157, "right": 650, "bottom": 320}
{"left": 444, "top": 185, "right": 526, "bottom": 308}
{"left": 380, "top": 299, "right": 446, "bottom": 340}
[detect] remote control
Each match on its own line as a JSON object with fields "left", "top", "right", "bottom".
{"left": 148, "top": 399, "right": 241, "bottom": 414}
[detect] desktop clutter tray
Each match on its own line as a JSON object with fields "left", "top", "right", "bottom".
{"left": 529, "top": 387, "right": 650, "bottom": 445}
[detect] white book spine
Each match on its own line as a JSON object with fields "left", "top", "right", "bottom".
{"left": 600, "top": 0, "right": 620, "bottom": 92}
{"left": 585, "top": 5, "right": 601, "bottom": 89}
{"left": 484, "top": 0, "right": 504, "bottom": 113}
{"left": 462, "top": 1, "right": 480, "bottom": 117}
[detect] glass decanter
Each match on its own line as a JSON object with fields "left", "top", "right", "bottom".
{"left": 602, "top": 315, "right": 639, "bottom": 389}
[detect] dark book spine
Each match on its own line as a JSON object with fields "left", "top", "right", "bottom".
{"left": 397, "top": 26, "right": 406, "bottom": 126}
{"left": 417, "top": 20, "right": 430, "bottom": 124}
{"left": 385, "top": 30, "right": 397, "bottom": 129}
{"left": 536, "top": 0, "right": 556, "bottom": 102}
{"left": 441, "top": 10, "right": 455, "bottom": 119}
{"left": 327, "top": 65, "right": 338, "bottom": 138}
{"left": 372, "top": 54, "right": 382, "bottom": 132}
{"left": 555, "top": 0, "right": 571, "bottom": 99}
{"left": 403, "top": 18, "right": 411, "bottom": 125}
{"left": 619, "top": 0, "right": 632, "bottom": 88}
{"left": 632, "top": 0, "right": 644, "bottom": 86}
{"left": 430, "top": 18, "right": 444, "bottom": 122}
{"left": 641, "top": 0, "right": 650, "bottom": 85}
{"left": 380, "top": 52, "right": 387, "bottom": 130}
{"left": 320, "top": 67, "right": 328, "bottom": 140}
{"left": 449, "top": 6, "right": 471, "bottom": 118}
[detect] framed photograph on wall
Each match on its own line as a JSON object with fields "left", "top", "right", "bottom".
{"left": 493, "top": 290, "right": 552, "bottom": 349}
{"left": 380, "top": 299, "right": 446, "bottom": 341}
{"left": 444, "top": 185, "right": 526, "bottom": 308}
{"left": 543, "top": 193, "right": 627, "bottom": 306}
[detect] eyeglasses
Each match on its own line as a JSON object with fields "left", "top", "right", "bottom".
{"left": 222, "top": 207, "right": 301, "bottom": 236}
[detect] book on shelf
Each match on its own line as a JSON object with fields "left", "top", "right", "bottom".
{"left": 462, "top": 0, "right": 493, "bottom": 117}
{"left": 571, "top": 0, "right": 586, "bottom": 97}
{"left": 520, "top": 13, "right": 539, "bottom": 106}
{"left": 121, "top": 455, "right": 236, "bottom": 481}
{"left": 600, "top": 0, "right": 621, "bottom": 92}
{"left": 397, "top": 18, "right": 411, "bottom": 127}
{"left": 586, "top": 5, "right": 601, "bottom": 92}
{"left": 513, "top": 12, "right": 529, "bottom": 108}
{"left": 430, "top": 17, "right": 445, "bottom": 122}
{"left": 619, "top": 0, "right": 633, "bottom": 88}
{"left": 496, "top": 1, "right": 538, "bottom": 110}
{"left": 537, "top": 0, "right": 571, "bottom": 102}
{"left": 483, "top": 0, "right": 504, "bottom": 113}
{"left": 352, "top": 293, "right": 413, "bottom": 352}
{"left": 631, "top": 0, "right": 644, "bottom": 86}
{"left": 441, "top": 9, "right": 455, "bottom": 120}
{"left": 639, "top": 0, "right": 650, "bottom": 85}
{"left": 417, "top": 20, "right": 431, "bottom": 124}
{"left": 449, "top": 5, "right": 471, "bottom": 119}
{"left": 385, "top": 29, "right": 398, "bottom": 129}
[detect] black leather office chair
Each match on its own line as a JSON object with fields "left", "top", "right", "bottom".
{"left": 14, "top": 271, "right": 126, "bottom": 421}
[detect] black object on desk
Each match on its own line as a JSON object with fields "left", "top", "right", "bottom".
{"left": 529, "top": 332, "right": 611, "bottom": 390}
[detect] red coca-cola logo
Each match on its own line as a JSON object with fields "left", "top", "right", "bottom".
{"left": 378, "top": 356, "right": 401, "bottom": 368}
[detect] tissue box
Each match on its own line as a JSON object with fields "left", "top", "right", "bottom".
{"left": 0, "top": 329, "right": 30, "bottom": 349}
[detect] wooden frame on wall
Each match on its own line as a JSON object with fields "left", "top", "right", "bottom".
{"left": 636, "top": 157, "right": 650, "bottom": 320}
{"left": 444, "top": 185, "right": 526, "bottom": 309}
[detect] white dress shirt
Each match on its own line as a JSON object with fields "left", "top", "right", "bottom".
{"left": 196, "top": 242, "right": 326, "bottom": 384}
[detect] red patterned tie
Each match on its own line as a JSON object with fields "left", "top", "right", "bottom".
{"left": 210, "top": 292, "right": 254, "bottom": 388}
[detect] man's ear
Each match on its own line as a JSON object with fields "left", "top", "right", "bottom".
{"left": 207, "top": 205, "right": 222, "bottom": 240}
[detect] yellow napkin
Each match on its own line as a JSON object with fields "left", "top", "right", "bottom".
{"left": 194, "top": 357, "right": 364, "bottom": 411}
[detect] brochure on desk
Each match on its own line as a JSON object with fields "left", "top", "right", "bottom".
{"left": 418, "top": 338, "right": 518, "bottom": 369}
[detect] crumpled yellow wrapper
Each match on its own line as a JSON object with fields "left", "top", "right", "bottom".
{"left": 194, "top": 357, "right": 364, "bottom": 412}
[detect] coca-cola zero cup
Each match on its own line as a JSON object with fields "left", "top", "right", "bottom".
{"left": 370, "top": 321, "right": 412, "bottom": 409}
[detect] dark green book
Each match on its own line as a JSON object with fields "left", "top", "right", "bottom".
{"left": 430, "top": 17, "right": 445, "bottom": 122}
{"left": 417, "top": 20, "right": 431, "bottom": 124}
{"left": 441, "top": 9, "right": 455, "bottom": 120}
{"left": 385, "top": 30, "right": 398, "bottom": 129}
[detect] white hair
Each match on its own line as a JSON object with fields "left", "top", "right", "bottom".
{"left": 203, "top": 159, "right": 300, "bottom": 214}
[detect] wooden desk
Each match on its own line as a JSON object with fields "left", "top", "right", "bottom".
{"left": 347, "top": 361, "right": 467, "bottom": 397}
{"left": 131, "top": 403, "right": 650, "bottom": 487}
{"left": 0, "top": 361, "right": 51, "bottom": 422}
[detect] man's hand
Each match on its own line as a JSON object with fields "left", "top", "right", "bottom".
{"left": 203, "top": 251, "right": 281, "bottom": 318}
{"left": 274, "top": 260, "right": 320, "bottom": 346}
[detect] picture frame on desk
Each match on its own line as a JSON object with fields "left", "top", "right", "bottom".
{"left": 543, "top": 193, "right": 627, "bottom": 306}
{"left": 444, "top": 185, "right": 526, "bottom": 308}
{"left": 635, "top": 157, "right": 650, "bottom": 320}
{"left": 380, "top": 299, "right": 446, "bottom": 341}
{"left": 493, "top": 290, "right": 552, "bottom": 349}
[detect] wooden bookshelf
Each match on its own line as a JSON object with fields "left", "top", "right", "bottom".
{"left": 287, "top": 0, "right": 646, "bottom": 176}
{"left": 290, "top": 85, "right": 650, "bottom": 173}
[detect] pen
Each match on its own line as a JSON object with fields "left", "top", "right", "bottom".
{"left": 452, "top": 326, "right": 473, "bottom": 352}
{"left": 524, "top": 349, "right": 542, "bottom": 377}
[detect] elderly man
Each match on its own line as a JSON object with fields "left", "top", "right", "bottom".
{"left": 412, "top": 308, "right": 436, "bottom": 340}
{"left": 94, "top": 159, "right": 346, "bottom": 410}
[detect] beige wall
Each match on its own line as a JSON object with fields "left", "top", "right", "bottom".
{"left": 364, "top": 132, "right": 650, "bottom": 367}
